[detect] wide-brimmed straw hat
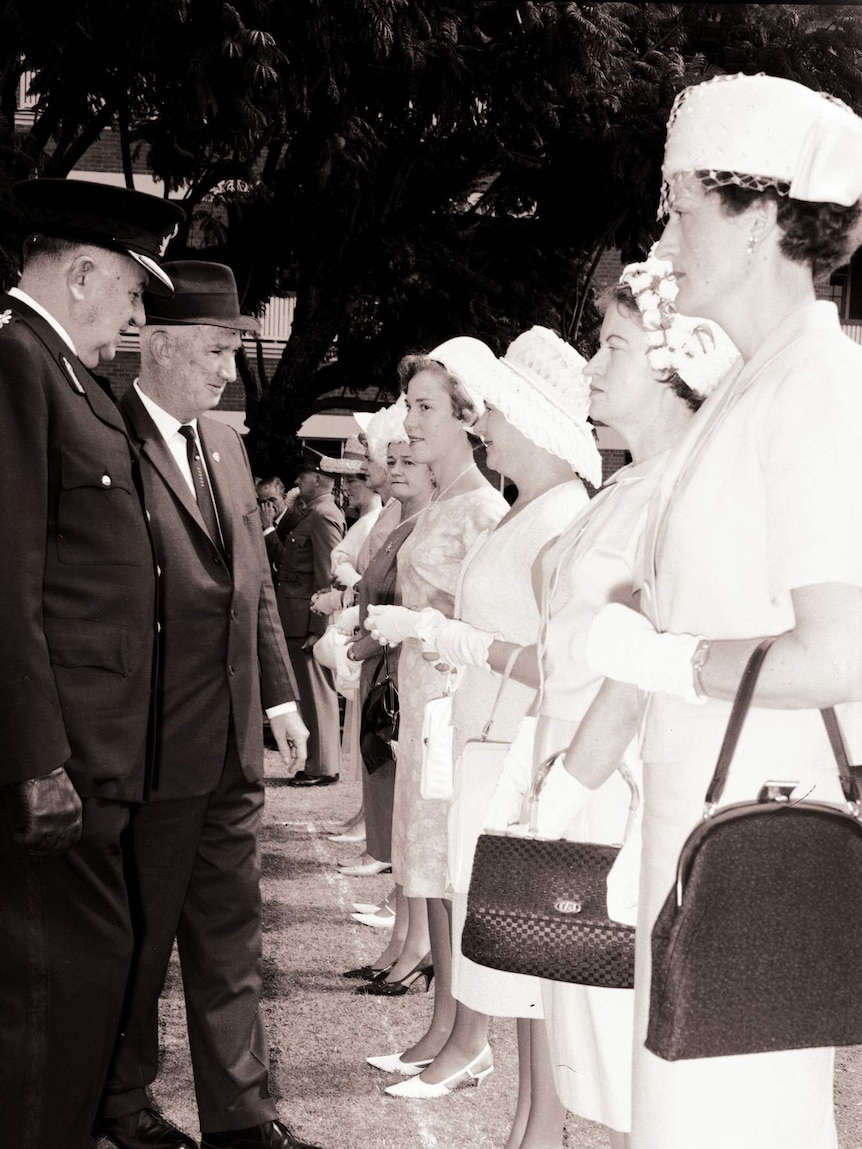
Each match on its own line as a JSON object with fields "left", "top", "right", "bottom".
{"left": 494, "top": 327, "right": 602, "bottom": 487}
{"left": 319, "top": 435, "right": 369, "bottom": 476}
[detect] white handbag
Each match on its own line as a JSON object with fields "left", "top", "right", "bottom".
{"left": 419, "top": 670, "right": 459, "bottom": 800}
{"left": 448, "top": 649, "right": 526, "bottom": 892}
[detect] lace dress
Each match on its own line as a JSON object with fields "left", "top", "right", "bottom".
{"left": 390, "top": 485, "right": 507, "bottom": 898}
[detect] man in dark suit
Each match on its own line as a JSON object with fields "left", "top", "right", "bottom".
{"left": 97, "top": 263, "right": 320, "bottom": 1149}
{"left": 0, "top": 178, "right": 183, "bottom": 1149}
{"left": 263, "top": 460, "right": 345, "bottom": 785}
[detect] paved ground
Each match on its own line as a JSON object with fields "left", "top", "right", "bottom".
{"left": 94, "top": 756, "right": 862, "bottom": 1147}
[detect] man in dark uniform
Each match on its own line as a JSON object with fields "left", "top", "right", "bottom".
{"left": 0, "top": 178, "right": 183, "bottom": 1149}
{"left": 263, "top": 457, "right": 345, "bottom": 785}
{"left": 97, "top": 263, "right": 320, "bottom": 1149}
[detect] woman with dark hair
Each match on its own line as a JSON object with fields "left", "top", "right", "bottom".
{"left": 539, "top": 73, "right": 862, "bottom": 1149}
{"left": 417, "top": 264, "right": 734, "bottom": 1147}
{"left": 339, "top": 400, "right": 436, "bottom": 979}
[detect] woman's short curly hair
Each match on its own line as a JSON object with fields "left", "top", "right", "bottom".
{"left": 707, "top": 180, "right": 862, "bottom": 280}
{"left": 597, "top": 282, "right": 704, "bottom": 412}
{"left": 396, "top": 354, "right": 480, "bottom": 425}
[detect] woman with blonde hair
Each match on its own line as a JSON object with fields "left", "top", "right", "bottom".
{"left": 357, "top": 344, "right": 507, "bottom": 1015}
{"left": 368, "top": 328, "right": 600, "bottom": 1109}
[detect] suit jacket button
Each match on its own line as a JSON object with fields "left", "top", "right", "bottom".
{"left": 213, "top": 554, "right": 222, "bottom": 564}
{"left": 101, "top": 473, "right": 112, "bottom": 486}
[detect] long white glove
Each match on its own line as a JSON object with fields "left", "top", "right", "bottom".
{"left": 585, "top": 603, "right": 705, "bottom": 703}
{"left": 483, "top": 716, "right": 538, "bottom": 831}
{"left": 527, "top": 754, "right": 592, "bottom": 839}
{"left": 333, "top": 561, "right": 361, "bottom": 589}
{"left": 416, "top": 611, "right": 499, "bottom": 669}
{"left": 366, "top": 604, "right": 423, "bottom": 647}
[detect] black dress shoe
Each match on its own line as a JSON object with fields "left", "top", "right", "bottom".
{"left": 200, "top": 1119, "right": 323, "bottom": 1148}
{"left": 99, "top": 1107, "right": 197, "bottom": 1149}
{"left": 342, "top": 962, "right": 394, "bottom": 980}
{"left": 286, "top": 773, "right": 339, "bottom": 787}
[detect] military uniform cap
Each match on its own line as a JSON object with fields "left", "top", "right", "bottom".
{"left": 295, "top": 446, "right": 331, "bottom": 477}
{"left": 11, "top": 178, "right": 185, "bottom": 294}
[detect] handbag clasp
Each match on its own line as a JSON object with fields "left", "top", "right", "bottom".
{"left": 757, "top": 780, "right": 798, "bottom": 803}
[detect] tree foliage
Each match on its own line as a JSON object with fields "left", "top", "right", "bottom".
{"left": 3, "top": 2, "right": 862, "bottom": 475}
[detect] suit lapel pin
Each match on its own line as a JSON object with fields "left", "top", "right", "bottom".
{"left": 60, "top": 354, "right": 86, "bottom": 394}
{"left": 212, "top": 451, "right": 221, "bottom": 463}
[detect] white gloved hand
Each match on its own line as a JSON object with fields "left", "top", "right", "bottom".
{"left": 527, "top": 754, "right": 592, "bottom": 839}
{"left": 333, "top": 561, "right": 361, "bottom": 589}
{"left": 585, "top": 603, "right": 704, "bottom": 703}
{"left": 483, "top": 716, "right": 538, "bottom": 831}
{"left": 335, "top": 605, "right": 360, "bottom": 635}
{"left": 333, "top": 640, "right": 361, "bottom": 695}
{"left": 310, "top": 587, "right": 346, "bottom": 616}
{"left": 366, "top": 604, "right": 423, "bottom": 647}
{"left": 416, "top": 612, "right": 498, "bottom": 670}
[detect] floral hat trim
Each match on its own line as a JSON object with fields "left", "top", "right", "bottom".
{"left": 620, "top": 251, "right": 739, "bottom": 398}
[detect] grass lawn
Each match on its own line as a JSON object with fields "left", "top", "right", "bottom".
{"left": 93, "top": 752, "right": 862, "bottom": 1148}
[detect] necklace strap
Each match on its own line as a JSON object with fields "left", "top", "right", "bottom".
{"left": 432, "top": 461, "right": 476, "bottom": 503}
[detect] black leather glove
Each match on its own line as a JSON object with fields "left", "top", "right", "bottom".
{"left": 8, "top": 766, "right": 83, "bottom": 857}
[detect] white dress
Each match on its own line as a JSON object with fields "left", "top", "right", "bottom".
{"left": 632, "top": 301, "right": 862, "bottom": 1149}
{"left": 390, "top": 485, "right": 507, "bottom": 898}
{"left": 531, "top": 455, "right": 667, "bottom": 1134}
{"left": 448, "top": 481, "right": 590, "bottom": 1018}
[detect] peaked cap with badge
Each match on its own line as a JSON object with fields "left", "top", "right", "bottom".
{"left": 11, "top": 177, "right": 185, "bottom": 293}
{"left": 0, "top": 176, "right": 186, "bottom": 1146}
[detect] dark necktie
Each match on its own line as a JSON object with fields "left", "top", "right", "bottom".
{"left": 178, "top": 424, "right": 223, "bottom": 551}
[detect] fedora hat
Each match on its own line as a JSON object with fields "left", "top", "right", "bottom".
{"left": 11, "top": 177, "right": 185, "bottom": 295}
{"left": 143, "top": 261, "right": 260, "bottom": 331}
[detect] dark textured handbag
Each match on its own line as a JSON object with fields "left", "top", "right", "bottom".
{"left": 359, "top": 649, "right": 399, "bottom": 775}
{"left": 461, "top": 756, "right": 636, "bottom": 988}
{"left": 646, "top": 637, "right": 862, "bottom": 1061}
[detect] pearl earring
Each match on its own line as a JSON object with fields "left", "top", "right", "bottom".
{"left": 746, "top": 231, "right": 758, "bottom": 256}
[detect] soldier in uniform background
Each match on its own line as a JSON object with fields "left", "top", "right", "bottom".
{"left": 0, "top": 177, "right": 183, "bottom": 1149}
{"left": 263, "top": 454, "right": 345, "bottom": 785}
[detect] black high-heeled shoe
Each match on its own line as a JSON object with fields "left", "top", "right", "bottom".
{"left": 354, "top": 961, "right": 434, "bottom": 996}
{"left": 343, "top": 963, "right": 394, "bottom": 981}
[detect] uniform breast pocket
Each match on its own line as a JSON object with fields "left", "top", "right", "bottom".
{"left": 57, "top": 444, "right": 145, "bottom": 566}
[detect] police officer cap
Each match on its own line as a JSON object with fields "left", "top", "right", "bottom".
{"left": 11, "top": 178, "right": 185, "bottom": 295}
{"left": 295, "top": 446, "right": 330, "bottom": 477}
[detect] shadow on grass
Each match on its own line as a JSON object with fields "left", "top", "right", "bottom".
{"left": 260, "top": 852, "right": 328, "bottom": 878}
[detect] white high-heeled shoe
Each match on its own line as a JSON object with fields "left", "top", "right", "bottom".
{"left": 366, "top": 1052, "right": 433, "bottom": 1076}
{"left": 384, "top": 1045, "right": 493, "bottom": 1098}
{"left": 352, "top": 901, "right": 383, "bottom": 914}
{"left": 351, "top": 907, "right": 395, "bottom": 928}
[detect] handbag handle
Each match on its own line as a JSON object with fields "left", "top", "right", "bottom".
{"left": 367, "top": 645, "right": 392, "bottom": 691}
{"left": 703, "top": 636, "right": 861, "bottom": 814}
{"left": 480, "top": 645, "right": 525, "bottom": 741}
